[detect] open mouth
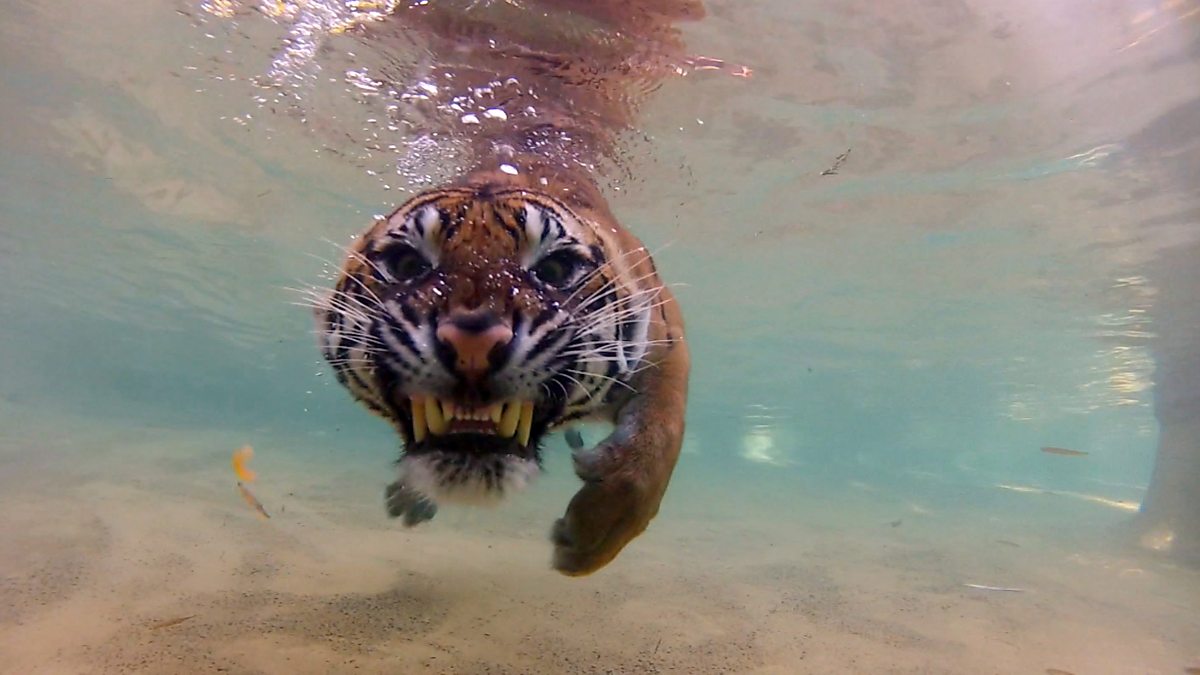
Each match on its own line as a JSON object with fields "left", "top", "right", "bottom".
{"left": 408, "top": 395, "right": 536, "bottom": 449}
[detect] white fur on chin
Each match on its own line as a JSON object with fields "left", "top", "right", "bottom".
{"left": 397, "top": 452, "right": 539, "bottom": 506}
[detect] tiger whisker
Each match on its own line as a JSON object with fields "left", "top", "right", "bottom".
{"left": 564, "top": 239, "right": 677, "bottom": 304}
{"left": 291, "top": 298, "right": 372, "bottom": 325}
{"left": 568, "top": 267, "right": 664, "bottom": 313}
{"left": 555, "top": 370, "right": 601, "bottom": 405}
{"left": 323, "top": 297, "right": 378, "bottom": 322}
{"left": 577, "top": 288, "right": 665, "bottom": 317}
{"left": 296, "top": 294, "right": 361, "bottom": 313}
{"left": 563, "top": 246, "right": 654, "bottom": 303}
{"left": 307, "top": 327, "right": 387, "bottom": 349}
{"left": 572, "top": 300, "right": 665, "bottom": 333}
{"left": 315, "top": 338, "right": 386, "bottom": 351}
{"left": 564, "top": 253, "right": 667, "bottom": 310}
{"left": 573, "top": 300, "right": 670, "bottom": 335}
{"left": 557, "top": 336, "right": 675, "bottom": 357}
{"left": 542, "top": 376, "right": 571, "bottom": 401}
{"left": 561, "top": 347, "right": 672, "bottom": 363}
{"left": 289, "top": 285, "right": 387, "bottom": 324}
{"left": 565, "top": 367, "right": 637, "bottom": 393}
{"left": 279, "top": 284, "right": 335, "bottom": 309}
{"left": 574, "top": 297, "right": 668, "bottom": 328}
{"left": 323, "top": 358, "right": 378, "bottom": 367}
{"left": 570, "top": 276, "right": 664, "bottom": 317}
{"left": 578, "top": 287, "right": 667, "bottom": 313}
{"left": 558, "top": 340, "right": 676, "bottom": 371}
{"left": 318, "top": 347, "right": 386, "bottom": 359}
{"left": 335, "top": 277, "right": 387, "bottom": 315}
{"left": 566, "top": 343, "right": 666, "bottom": 375}
{"left": 302, "top": 251, "right": 389, "bottom": 311}
{"left": 285, "top": 283, "right": 382, "bottom": 311}
{"left": 583, "top": 280, "right": 664, "bottom": 303}
{"left": 624, "top": 359, "right": 666, "bottom": 377}
{"left": 584, "top": 237, "right": 677, "bottom": 283}
{"left": 320, "top": 236, "right": 391, "bottom": 281}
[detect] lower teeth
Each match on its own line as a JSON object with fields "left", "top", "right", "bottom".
{"left": 411, "top": 396, "right": 535, "bottom": 446}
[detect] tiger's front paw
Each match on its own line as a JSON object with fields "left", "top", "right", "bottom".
{"left": 384, "top": 480, "right": 438, "bottom": 527}
{"left": 550, "top": 473, "right": 653, "bottom": 576}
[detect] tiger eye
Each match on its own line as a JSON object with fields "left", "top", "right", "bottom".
{"left": 384, "top": 246, "right": 431, "bottom": 282}
{"left": 534, "top": 259, "right": 568, "bottom": 286}
{"left": 532, "top": 251, "right": 580, "bottom": 288}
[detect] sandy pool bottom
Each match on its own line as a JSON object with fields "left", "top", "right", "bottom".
{"left": 0, "top": 411, "right": 1196, "bottom": 674}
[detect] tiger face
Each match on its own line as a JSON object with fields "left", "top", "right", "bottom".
{"left": 317, "top": 178, "right": 661, "bottom": 512}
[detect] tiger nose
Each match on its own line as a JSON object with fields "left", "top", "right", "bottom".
{"left": 435, "top": 310, "right": 514, "bottom": 381}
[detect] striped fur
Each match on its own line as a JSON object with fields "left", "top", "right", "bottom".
{"left": 303, "top": 0, "right": 700, "bottom": 575}
{"left": 315, "top": 177, "right": 667, "bottom": 507}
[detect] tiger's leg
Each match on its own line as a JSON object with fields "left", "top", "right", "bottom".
{"left": 385, "top": 480, "right": 438, "bottom": 527}
{"left": 550, "top": 322, "right": 689, "bottom": 576}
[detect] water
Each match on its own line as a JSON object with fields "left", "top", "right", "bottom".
{"left": 1, "top": 0, "right": 1198, "bottom": 672}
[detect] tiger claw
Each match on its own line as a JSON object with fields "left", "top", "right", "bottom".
{"left": 564, "top": 428, "right": 585, "bottom": 451}
{"left": 385, "top": 480, "right": 438, "bottom": 527}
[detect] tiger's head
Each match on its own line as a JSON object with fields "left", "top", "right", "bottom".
{"left": 315, "top": 169, "right": 662, "bottom": 508}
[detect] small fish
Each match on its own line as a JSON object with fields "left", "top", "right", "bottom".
{"left": 231, "top": 445, "right": 257, "bottom": 482}
{"left": 238, "top": 482, "right": 270, "bottom": 519}
{"left": 888, "top": 519, "right": 903, "bottom": 528}
{"left": 963, "top": 583, "right": 1025, "bottom": 592}
{"left": 995, "top": 539, "right": 1021, "bottom": 547}
{"left": 148, "top": 615, "right": 195, "bottom": 630}
{"left": 1045, "top": 669, "right": 1075, "bottom": 675}
{"left": 1041, "top": 446, "right": 1088, "bottom": 457}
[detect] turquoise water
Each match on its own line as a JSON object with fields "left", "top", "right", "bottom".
{"left": 2, "top": 0, "right": 1198, "bottom": 672}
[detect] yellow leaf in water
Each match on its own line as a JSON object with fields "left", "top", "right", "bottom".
{"left": 231, "top": 445, "right": 257, "bottom": 483}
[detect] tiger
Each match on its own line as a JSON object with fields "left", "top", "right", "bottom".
{"left": 312, "top": 0, "right": 704, "bottom": 576}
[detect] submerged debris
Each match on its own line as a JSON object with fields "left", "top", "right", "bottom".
{"left": 963, "top": 583, "right": 1026, "bottom": 593}
{"left": 238, "top": 482, "right": 270, "bottom": 520}
{"left": 1041, "top": 446, "right": 1088, "bottom": 457}
{"left": 148, "top": 615, "right": 196, "bottom": 630}
{"left": 681, "top": 54, "right": 754, "bottom": 79}
{"left": 821, "top": 148, "right": 851, "bottom": 176}
{"left": 994, "top": 483, "right": 1138, "bottom": 512}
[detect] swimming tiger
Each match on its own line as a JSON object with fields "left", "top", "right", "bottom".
{"left": 311, "top": 0, "right": 704, "bottom": 576}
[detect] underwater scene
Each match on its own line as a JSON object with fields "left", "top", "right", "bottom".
{"left": 1, "top": 0, "right": 1198, "bottom": 672}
